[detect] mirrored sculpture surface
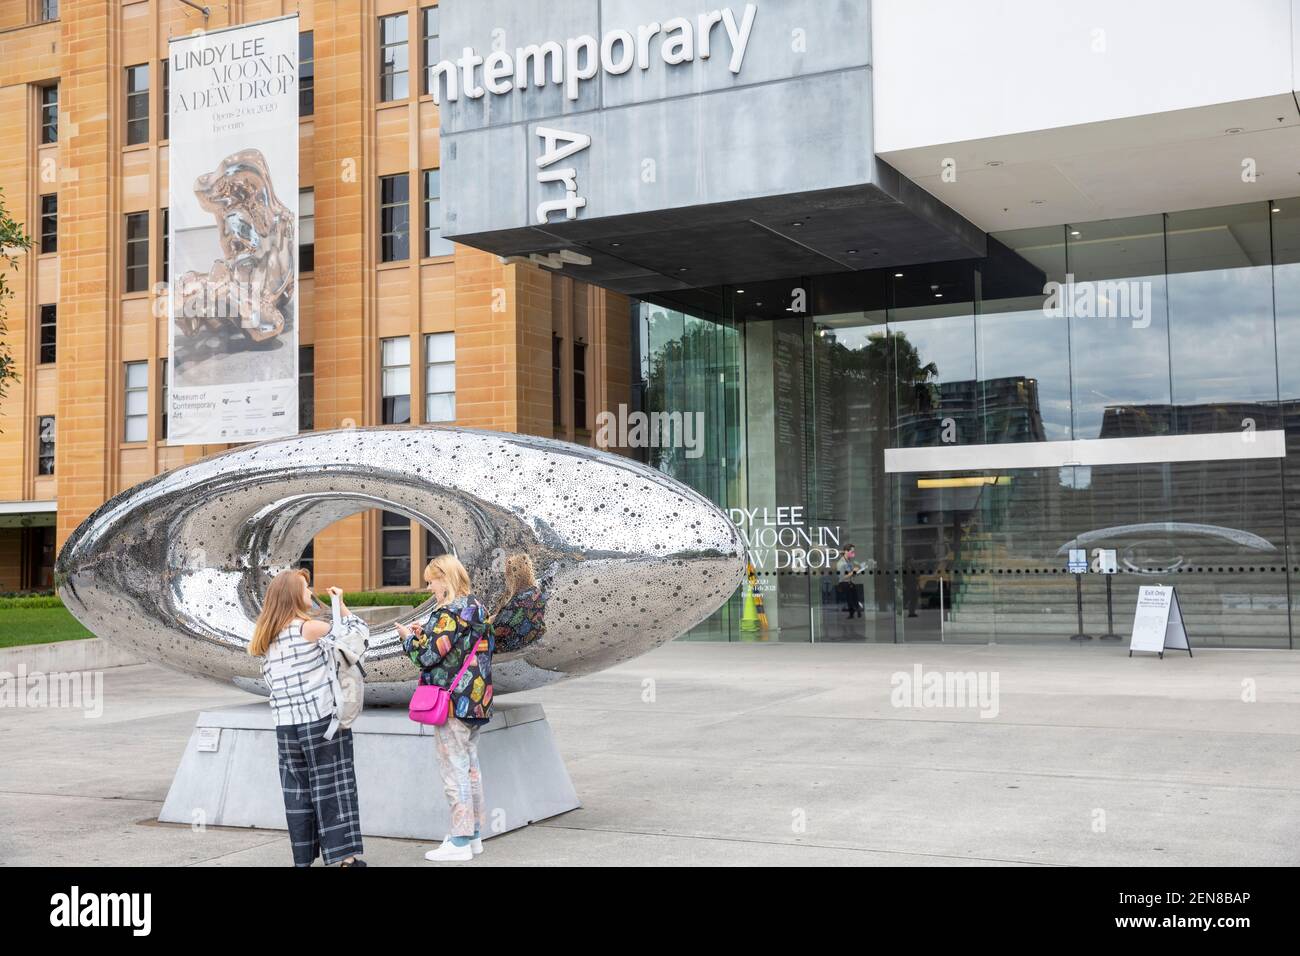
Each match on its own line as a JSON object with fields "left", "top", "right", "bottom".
{"left": 56, "top": 427, "right": 745, "bottom": 701}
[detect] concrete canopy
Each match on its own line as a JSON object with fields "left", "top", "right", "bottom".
{"left": 435, "top": 0, "right": 985, "bottom": 293}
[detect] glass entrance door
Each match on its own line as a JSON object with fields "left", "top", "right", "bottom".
{"left": 808, "top": 308, "right": 893, "bottom": 642}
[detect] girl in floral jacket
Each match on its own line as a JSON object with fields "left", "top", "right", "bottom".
{"left": 397, "top": 554, "right": 493, "bottom": 862}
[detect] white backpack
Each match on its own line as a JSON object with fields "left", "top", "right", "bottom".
{"left": 319, "top": 598, "right": 369, "bottom": 740}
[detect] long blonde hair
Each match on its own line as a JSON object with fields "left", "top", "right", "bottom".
{"left": 249, "top": 568, "right": 315, "bottom": 657}
{"left": 425, "top": 554, "right": 472, "bottom": 601}
{"left": 493, "top": 553, "right": 537, "bottom": 615}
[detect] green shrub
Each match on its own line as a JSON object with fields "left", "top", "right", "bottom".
{"left": 341, "top": 591, "right": 430, "bottom": 607}
{"left": 0, "top": 595, "right": 64, "bottom": 609}
{"left": 0, "top": 591, "right": 429, "bottom": 611}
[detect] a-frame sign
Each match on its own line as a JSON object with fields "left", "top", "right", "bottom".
{"left": 1129, "top": 585, "right": 1194, "bottom": 659}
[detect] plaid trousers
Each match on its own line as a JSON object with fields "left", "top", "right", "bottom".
{"left": 275, "top": 716, "right": 364, "bottom": 866}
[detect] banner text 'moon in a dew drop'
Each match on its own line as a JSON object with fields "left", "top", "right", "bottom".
{"left": 167, "top": 15, "right": 300, "bottom": 445}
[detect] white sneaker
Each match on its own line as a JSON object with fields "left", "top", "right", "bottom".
{"left": 438, "top": 833, "right": 483, "bottom": 856}
{"left": 424, "top": 839, "right": 473, "bottom": 862}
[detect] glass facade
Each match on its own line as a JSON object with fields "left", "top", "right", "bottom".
{"left": 638, "top": 200, "right": 1300, "bottom": 648}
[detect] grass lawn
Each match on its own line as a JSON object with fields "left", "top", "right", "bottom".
{"left": 0, "top": 607, "right": 95, "bottom": 648}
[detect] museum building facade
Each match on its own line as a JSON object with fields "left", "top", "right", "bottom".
{"left": 9, "top": 0, "right": 1300, "bottom": 650}
{"left": 0, "top": 0, "right": 632, "bottom": 594}
{"left": 435, "top": 0, "right": 1300, "bottom": 649}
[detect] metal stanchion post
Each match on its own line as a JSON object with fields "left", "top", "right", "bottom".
{"left": 1070, "top": 572, "right": 1092, "bottom": 641}
{"left": 1067, "top": 548, "right": 1092, "bottom": 641}
{"left": 1099, "top": 572, "right": 1121, "bottom": 640}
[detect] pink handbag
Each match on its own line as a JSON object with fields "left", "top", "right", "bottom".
{"left": 408, "top": 639, "right": 478, "bottom": 726}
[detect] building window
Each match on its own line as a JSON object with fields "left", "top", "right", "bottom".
{"left": 23, "top": 525, "right": 55, "bottom": 591}
{"left": 422, "top": 169, "right": 452, "bottom": 257}
{"left": 379, "top": 174, "right": 410, "bottom": 262}
{"left": 124, "top": 361, "right": 148, "bottom": 442}
{"left": 299, "top": 188, "right": 314, "bottom": 272}
{"left": 379, "top": 13, "right": 410, "bottom": 102}
{"left": 160, "top": 59, "right": 169, "bottom": 139}
{"left": 424, "top": 332, "right": 455, "bottom": 422}
{"left": 40, "top": 194, "right": 56, "bottom": 254}
{"left": 125, "top": 64, "right": 149, "bottom": 145}
{"left": 381, "top": 510, "right": 411, "bottom": 587}
{"left": 161, "top": 207, "right": 169, "bottom": 283}
{"left": 40, "top": 1, "right": 58, "bottom": 22}
{"left": 39, "top": 85, "right": 57, "bottom": 144}
{"left": 125, "top": 212, "right": 149, "bottom": 292}
{"left": 159, "top": 358, "right": 169, "bottom": 440}
{"left": 299, "top": 345, "right": 314, "bottom": 431}
{"left": 381, "top": 336, "right": 411, "bottom": 425}
{"left": 297, "top": 540, "right": 315, "bottom": 577}
{"left": 552, "top": 335, "right": 563, "bottom": 427}
{"left": 573, "top": 341, "right": 588, "bottom": 430}
{"left": 37, "top": 416, "right": 55, "bottom": 475}
{"left": 425, "top": 527, "right": 446, "bottom": 561}
{"left": 299, "top": 32, "right": 314, "bottom": 116}
{"left": 421, "top": 7, "right": 440, "bottom": 94}
{"left": 39, "top": 305, "right": 56, "bottom": 364}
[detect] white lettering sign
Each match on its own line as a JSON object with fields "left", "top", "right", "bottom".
{"left": 430, "top": 3, "right": 758, "bottom": 104}
{"left": 535, "top": 127, "right": 591, "bottom": 223}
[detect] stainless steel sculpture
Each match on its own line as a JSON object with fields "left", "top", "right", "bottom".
{"left": 55, "top": 427, "right": 746, "bottom": 701}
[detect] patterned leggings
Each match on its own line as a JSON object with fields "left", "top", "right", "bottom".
{"left": 432, "top": 717, "right": 484, "bottom": 837}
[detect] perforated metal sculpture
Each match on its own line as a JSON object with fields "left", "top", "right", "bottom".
{"left": 56, "top": 427, "right": 746, "bottom": 701}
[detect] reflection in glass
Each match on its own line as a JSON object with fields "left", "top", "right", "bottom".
{"left": 979, "top": 229, "right": 1070, "bottom": 443}
{"left": 941, "top": 230, "right": 1074, "bottom": 640}
{"left": 633, "top": 200, "right": 1296, "bottom": 648}
{"left": 810, "top": 297, "right": 891, "bottom": 642}
{"left": 637, "top": 298, "right": 744, "bottom": 640}
{"left": 888, "top": 265, "right": 977, "bottom": 643}
{"left": 743, "top": 309, "right": 814, "bottom": 642}
{"left": 1273, "top": 198, "right": 1300, "bottom": 599}
{"left": 1065, "top": 215, "right": 1170, "bottom": 441}
{"left": 1167, "top": 203, "right": 1278, "bottom": 425}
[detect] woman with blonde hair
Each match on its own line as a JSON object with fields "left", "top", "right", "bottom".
{"left": 490, "top": 553, "right": 550, "bottom": 653}
{"left": 249, "top": 568, "right": 366, "bottom": 868}
{"left": 397, "top": 554, "right": 492, "bottom": 862}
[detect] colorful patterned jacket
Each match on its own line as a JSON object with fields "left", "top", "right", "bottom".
{"left": 402, "top": 594, "right": 493, "bottom": 723}
{"left": 492, "top": 586, "right": 550, "bottom": 653}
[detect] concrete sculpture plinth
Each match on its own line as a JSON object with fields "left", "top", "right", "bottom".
{"left": 159, "top": 701, "right": 578, "bottom": 841}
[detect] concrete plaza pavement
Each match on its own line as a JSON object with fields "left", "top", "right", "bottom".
{"left": 2, "top": 641, "right": 1298, "bottom": 866}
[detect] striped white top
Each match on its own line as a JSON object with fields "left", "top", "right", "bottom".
{"left": 262, "top": 620, "right": 334, "bottom": 727}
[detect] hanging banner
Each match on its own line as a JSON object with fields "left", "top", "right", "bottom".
{"left": 167, "top": 15, "right": 299, "bottom": 445}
